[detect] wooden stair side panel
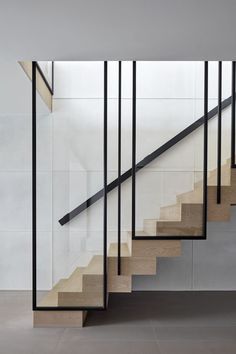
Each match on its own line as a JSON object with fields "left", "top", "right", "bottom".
{"left": 82, "top": 274, "right": 104, "bottom": 292}
{"left": 143, "top": 219, "right": 157, "bottom": 236}
{"left": 108, "top": 256, "right": 157, "bottom": 276}
{"left": 177, "top": 188, "right": 202, "bottom": 204}
{"left": 131, "top": 239, "right": 181, "bottom": 258}
{"left": 34, "top": 311, "right": 87, "bottom": 328}
{"left": 207, "top": 186, "right": 231, "bottom": 221}
{"left": 144, "top": 204, "right": 203, "bottom": 237}
{"left": 108, "top": 275, "right": 132, "bottom": 293}
{"left": 58, "top": 291, "right": 103, "bottom": 307}
{"left": 157, "top": 203, "right": 203, "bottom": 236}
{"left": 159, "top": 203, "right": 182, "bottom": 221}
{"left": 194, "top": 162, "right": 231, "bottom": 188}
{"left": 38, "top": 279, "right": 67, "bottom": 307}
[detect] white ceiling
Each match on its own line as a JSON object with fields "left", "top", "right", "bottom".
{"left": 1, "top": 0, "right": 236, "bottom": 61}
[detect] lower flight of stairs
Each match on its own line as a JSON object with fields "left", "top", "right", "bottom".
{"left": 34, "top": 160, "right": 236, "bottom": 327}
{"left": 34, "top": 237, "right": 181, "bottom": 327}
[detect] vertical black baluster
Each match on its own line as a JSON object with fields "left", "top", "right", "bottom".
{"left": 118, "top": 62, "right": 122, "bottom": 275}
{"left": 217, "top": 61, "right": 222, "bottom": 204}
{"left": 32, "top": 62, "right": 37, "bottom": 310}
{"left": 103, "top": 61, "right": 108, "bottom": 308}
{"left": 203, "top": 61, "right": 208, "bottom": 237}
{"left": 132, "top": 62, "right": 136, "bottom": 239}
{"left": 52, "top": 61, "right": 54, "bottom": 95}
{"left": 231, "top": 61, "right": 236, "bottom": 167}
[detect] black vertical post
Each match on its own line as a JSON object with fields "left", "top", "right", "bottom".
{"left": 132, "top": 61, "right": 136, "bottom": 239}
{"left": 32, "top": 62, "right": 37, "bottom": 310}
{"left": 103, "top": 61, "right": 108, "bottom": 308}
{"left": 203, "top": 61, "right": 208, "bottom": 237}
{"left": 118, "top": 61, "right": 122, "bottom": 275}
{"left": 231, "top": 61, "right": 236, "bottom": 167}
{"left": 52, "top": 61, "right": 54, "bottom": 95}
{"left": 217, "top": 61, "right": 222, "bottom": 204}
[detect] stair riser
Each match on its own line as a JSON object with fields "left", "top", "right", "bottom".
{"left": 159, "top": 204, "right": 181, "bottom": 221}
{"left": 108, "top": 275, "right": 132, "bottom": 293}
{"left": 33, "top": 311, "right": 87, "bottom": 328}
{"left": 83, "top": 274, "right": 104, "bottom": 292}
{"left": 108, "top": 257, "right": 157, "bottom": 276}
{"left": 131, "top": 240, "right": 181, "bottom": 257}
{"left": 58, "top": 292, "right": 103, "bottom": 307}
{"left": 144, "top": 204, "right": 203, "bottom": 236}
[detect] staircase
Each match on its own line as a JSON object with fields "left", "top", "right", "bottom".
{"left": 32, "top": 60, "right": 236, "bottom": 328}
{"left": 34, "top": 158, "right": 236, "bottom": 327}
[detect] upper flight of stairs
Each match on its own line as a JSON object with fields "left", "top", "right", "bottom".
{"left": 34, "top": 160, "right": 236, "bottom": 328}
{"left": 141, "top": 159, "right": 236, "bottom": 237}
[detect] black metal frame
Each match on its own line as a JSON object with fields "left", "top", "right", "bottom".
{"left": 32, "top": 62, "right": 37, "bottom": 310}
{"left": 131, "top": 61, "right": 208, "bottom": 240}
{"left": 202, "top": 61, "right": 208, "bottom": 237}
{"left": 36, "top": 61, "right": 54, "bottom": 95}
{"left": 132, "top": 61, "right": 136, "bottom": 240}
{"left": 32, "top": 61, "right": 107, "bottom": 311}
{"left": 231, "top": 61, "right": 236, "bottom": 168}
{"left": 117, "top": 61, "right": 122, "bottom": 275}
{"left": 217, "top": 61, "right": 222, "bottom": 204}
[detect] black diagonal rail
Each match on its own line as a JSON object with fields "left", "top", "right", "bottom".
{"left": 59, "top": 95, "right": 232, "bottom": 226}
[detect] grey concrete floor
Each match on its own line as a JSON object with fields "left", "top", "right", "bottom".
{"left": 1, "top": 291, "right": 236, "bottom": 354}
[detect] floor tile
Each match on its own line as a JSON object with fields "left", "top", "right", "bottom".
{"left": 56, "top": 340, "right": 160, "bottom": 354}
{"left": 61, "top": 326, "right": 156, "bottom": 341}
{"left": 154, "top": 326, "right": 236, "bottom": 340}
{"left": 157, "top": 340, "right": 212, "bottom": 354}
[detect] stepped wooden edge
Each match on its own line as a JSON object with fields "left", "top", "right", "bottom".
{"left": 33, "top": 164, "right": 236, "bottom": 327}
{"left": 157, "top": 166, "right": 236, "bottom": 226}
{"left": 19, "top": 61, "right": 52, "bottom": 111}
{"left": 34, "top": 234, "right": 181, "bottom": 327}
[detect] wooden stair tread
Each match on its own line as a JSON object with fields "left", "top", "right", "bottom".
{"left": 83, "top": 255, "right": 103, "bottom": 275}
{"left": 108, "top": 243, "right": 130, "bottom": 257}
{"left": 60, "top": 268, "right": 83, "bottom": 292}
{"left": 39, "top": 279, "right": 66, "bottom": 307}
{"left": 159, "top": 203, "right": 182, "bottom": 221}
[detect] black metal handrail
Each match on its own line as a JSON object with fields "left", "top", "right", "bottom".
{"left": 59, "top": 93, "right": 233, "bottom": 226}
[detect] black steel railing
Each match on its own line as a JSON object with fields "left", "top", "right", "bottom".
{"left": 217, "top": 61, "right": 222, "bottom": 204}
{"left": 32, "top": 61, "right": 108, "bottom": 311}
{"left": 231, "top": 61, "right": 236, "bottom": 168}
{"left": 117, "top": 61, "right": 122, "bottom": 276}
{"left": 203, "top": 61, "right": 208, "bottom": 237}
{"left": 131, "top": 61, "right": 136, "bottom": 240}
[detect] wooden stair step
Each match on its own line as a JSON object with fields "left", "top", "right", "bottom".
{"left": 58, "top": 291, "right": 103, "bottom": 307}
{"left": 108, "top": 275, "right": 132, "bottom": 293}
{"left": 108, "top": 242, "right": 130, "bottom": 257}
{"left": 39, "top": 279, "right": 67, "bottom": 307}
{"left": 159, "top": 203, "right": 181, "bottom": 221}
{"left": 83, "top": 255, "right": 103, "bottom": 275}
{"left": 34, "top": 311, "right": 87, "bottom": 328}
{"left": 108, "top": 242, "right": 156, "bottom": 276}
{"left": 144, "top": 203, "right": 202, "bottom": 236}
{"left": 177, "top": 188, "right": 202, "bottom": 204}
{"left": 130, "top": 236, "right": 181, "bottom": 257}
